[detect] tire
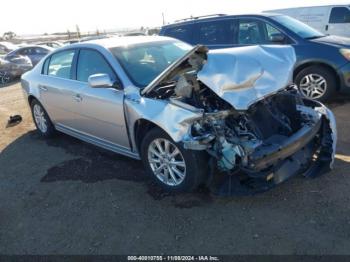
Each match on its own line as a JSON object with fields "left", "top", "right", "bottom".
{"left": 140, "top": 127, "right": 208, "bottom": 192}
{"left": 30, "top": 99, "right": 55, "bottom": 137}
{"left": 295, "top": 65, "right": 337, "bottom": 102}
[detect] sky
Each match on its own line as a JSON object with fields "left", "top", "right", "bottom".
{"left": 0, "top": 0, "right": 348, "bottom": 36}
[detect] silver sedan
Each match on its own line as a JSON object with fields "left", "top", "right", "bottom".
{"left": 21, "top": 36, "right": 336, "bottom": 194}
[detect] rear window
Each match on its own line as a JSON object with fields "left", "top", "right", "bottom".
{"left": 198, "top": 20, "right": 234, "bottom": 45}
{"left": 163, "top": 25, "right": 193, "bottom": 44}
{"left": 329, "top": 7, "right": 350, "bottom": 23}
{"left": 47, "top": 50, "right": 75, "bottom": 79}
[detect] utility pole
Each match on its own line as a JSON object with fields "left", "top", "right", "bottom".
{"left": 162, "top": 12, "right": 165, "bottom": 25}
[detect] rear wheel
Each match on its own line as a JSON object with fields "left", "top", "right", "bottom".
{"left": 140, "top": 128, "right": 208, "bottom": 192}
{"left": 295, "top": 65, "right": 337, "bottom": 102}
{"left": 30, "top": 99, "right": 55, "bottom": 137}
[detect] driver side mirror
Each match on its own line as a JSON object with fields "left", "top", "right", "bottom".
{"left": 270, "top": 33, "right": 286, "bottom": 43}
{"left": 88, "top": 73, "right": 121, "bottom": 89}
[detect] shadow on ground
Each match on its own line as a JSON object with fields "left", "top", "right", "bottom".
{"left": 2, "top": 128, "right": 350, "bottom": 209}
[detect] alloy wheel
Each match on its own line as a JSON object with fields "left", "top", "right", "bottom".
{"left": 147, "top": 138, "right": 186, "bottom": 186}
{"left": 299, "top": 73, "right": 327, "bottom": 99}
{"left": 33, "top": 104, "right": 48, "bottom": 133}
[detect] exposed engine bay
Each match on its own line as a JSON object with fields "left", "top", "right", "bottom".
{"left": 142, "top": 45, "right": 336, "bottom": 194}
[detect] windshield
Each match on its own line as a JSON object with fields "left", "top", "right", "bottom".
{"left": 110, "top": 40, "right": 192, "bottom": 87}
{"left": 272, "top": 15, "right": 325, "bottom": 39}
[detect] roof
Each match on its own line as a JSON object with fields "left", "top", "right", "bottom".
{"left": 162, "top": 13, "right": 280, "bottom": 28}
{"left": 266, "top": 3, "right": 350, "bottom": 11}
{"left": 67, "top": 36, "right": 176, "bottom": 49}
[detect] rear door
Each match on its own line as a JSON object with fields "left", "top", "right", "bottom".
{"left": 162, "top": 24, "right": 195, "bottom": 45}
{"left": 327, "top": 6, "right": 350, "bottom": 37}
{"left": 195, "top": 19, "right": 236, "bottom": 49}
{"left": 39, "top": 49, "right": 82, "bottom": 128}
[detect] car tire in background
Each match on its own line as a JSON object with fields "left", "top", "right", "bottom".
{"left": 140, "top": 127, "right": 208, "bottom": 192}
{"left": 30, "top": 99, "right": 55, "bottom": 137}
{"left": 295, "top": 65, "right": 337, "bottom": 102}
{"left": 0, "top": 71, "right": 11, "bottom": 85}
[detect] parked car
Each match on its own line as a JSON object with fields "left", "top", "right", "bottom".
{"left": 159, "top": 14, "right": 350, "bottom": 102}
{"left": 5, "top": 45, "right": 52, "bottom": 66}
{"left": 79, "top": 35, "right": 111, "bottom": 42}
{"left": 21, "top": 36, "right": 336, "bottom": 194}
{"left": 36, "top": 41, "right": 64, "bottom": 49}
{"left": 0, "top": 56, "right": 32, "bottom": 84}
{"left": 63, "top": 39, "right": 80, "bottom": 45}
{"left": 265, "top": 5, "right": 350, "bottom": 38}
{"left": 0, "top": 41, "right": 18, "bottom": 55}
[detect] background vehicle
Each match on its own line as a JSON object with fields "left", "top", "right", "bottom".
{"left": 0, "top": 56, "right": 32, "bottom": 84}
{"left": 21, "top": 36, "right": 336, "bottom": 194}
{"left": 0, "top": 41, "right": 18, "bottom": 55}
{"left": 36, "top": 41, "right": 64, "bottom": 49}
{"left": 159, "top": 13, "right": 350, "bottom": 102}
{"left": 5, "top": 45, "right": 52, "bottom": 66}
{"left": 265, "top": 5, "right": 350, "bottom": 38}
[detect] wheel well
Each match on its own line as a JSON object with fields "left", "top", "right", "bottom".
{"left": 293, "top": 62, "right": 340, "bottom": 90}
{"left": 28, "top": 95, "right": 37, "bottom": 106}
{"left": 134, "top": 119, "right": 159, "bottom": 151}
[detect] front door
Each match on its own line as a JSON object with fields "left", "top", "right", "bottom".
{"left": 71, "top": 49, "right": 130, "bottom": 149}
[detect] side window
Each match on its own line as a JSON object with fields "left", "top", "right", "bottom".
{"left": 76, "top": 49, "right": 116, "bottom": 82}
{"left": 48, "top": 50, "right": 75, "bottom": 79}
{"left": 329, "top": 7, "right": 350, "bottom": 23}
{"left": 164, "top": 25, "right": 192, "bottom": 43}
{"left": 35, "top": 47, "right": 49, "bottom": 54}
{"left": 238, "top": 20, "right": 266, "bottom": 44}
{"left": 18, "top": 48, "right": 28, "bottom": 55}
{"left": 265, "top": 23, "right": 285, "bottom": 43}
{"left": 198, "top": 20, "right": 234, "bottom": 45}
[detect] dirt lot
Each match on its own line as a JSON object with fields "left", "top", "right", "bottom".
{"left": 1, "top": 82, "right": 350, "bottom": 255}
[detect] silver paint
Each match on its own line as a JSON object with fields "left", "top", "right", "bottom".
{"left": 198, "top": 45, "right": 296, "bottom": 110}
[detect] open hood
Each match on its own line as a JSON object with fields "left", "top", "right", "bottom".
{"left": 142, "top": 44, "right": 296, "bottom": 111}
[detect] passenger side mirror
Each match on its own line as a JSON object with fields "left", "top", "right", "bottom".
{"left": 88, "top": 73, "right": 118, "bottom": 88}
{"left": 270, "top": 33, "right": 286, "bottom": 43}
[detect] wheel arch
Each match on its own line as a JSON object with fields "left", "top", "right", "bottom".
{"left": 133, "top": 119, "right": 164, "bottom": 153}
{"left": 28, "top": 94, "right": 38, "bottom": 106}
{"left": 293, "top": 62, "right": 340, "bottom": 90}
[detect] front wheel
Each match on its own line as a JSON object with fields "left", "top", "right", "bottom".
{"left": 295, "top": 65, "right": 337, "bottom": 102}
{"left": 140, "top": 128, "right": 208, "bottom": 192}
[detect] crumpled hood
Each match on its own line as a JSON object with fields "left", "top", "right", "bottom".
{"left": 198, "top": 45, "right": 296, "bottom": 110}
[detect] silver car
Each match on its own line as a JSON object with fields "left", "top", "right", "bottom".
{"left": 21, "top": 36, "right": 337, "bottom": 194}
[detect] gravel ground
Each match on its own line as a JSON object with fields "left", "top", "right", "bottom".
{"left": 1, "top": 82, "right": 350, "bottom": 255}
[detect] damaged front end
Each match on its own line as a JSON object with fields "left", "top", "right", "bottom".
{"left": 141, "top": 45, "right": 337, "bottom": 195}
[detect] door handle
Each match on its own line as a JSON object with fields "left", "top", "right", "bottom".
{"left": 38, "top": 85, "right": 48, "bottom": 91}
{"left": 325, "top": 25, "right": 329, "bottom": 31}
{"left": 74, "top": 94, "right": 83, "bottom": 102}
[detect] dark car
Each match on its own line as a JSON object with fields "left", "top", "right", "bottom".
{"left": 160, "top": 14, "right": 350, "bottom": 101}
{"left": 5, "top": 45, "right": 52, "bottom": 66}
{"left": 0, "top": 56, "right": 32, "bottom": 84}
